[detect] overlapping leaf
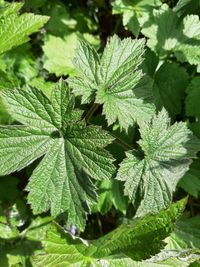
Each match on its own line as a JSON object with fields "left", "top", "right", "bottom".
{"left": 0, "top": 215, "right": 52, "bottom": 267}
{"left": 142, "top": 4, "right": 200, "bottom": 71}
{"left": 186, "top": 77, "right": 200, "bottom": 119}
{"left": 112, "top": 0, "right": 162, "bottom": 36}
{"left": 43, "top": 33, "right": 99, "bottom": 77}
{"left": 153, "top": 62, "right": 189, "bottom": 117}
{"left": 33, "top": 199, "right": 186, "bottom": 266}
{"left": 0, "top": 2, "right": 49, "bottom": 55}
{"left": 0, "top": 80, "right": 115, "bottom": 230}
{"left": 179, "top": 159, "right": 200, "bottom": 198}
{"left": 174, "top": 0, "right": 200, "bottom": 17}
{"left": 117, "top": 109, "right": 200, "bottom": 217}
{"left": 69, "top": 35, "right": 155, "bottom": 130}
{"left": 165, "top": 215, "right": 200, "bottom": 250}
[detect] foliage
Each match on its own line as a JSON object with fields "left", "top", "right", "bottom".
{"left": 0, "top": 0, "right": 200, "bottom": 266}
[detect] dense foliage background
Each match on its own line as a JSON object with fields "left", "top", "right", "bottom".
{"left": 1, "top": 0, "right": 200, "bottom": 266}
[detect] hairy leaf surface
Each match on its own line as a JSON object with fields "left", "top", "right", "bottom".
{"left": 0, "top": 2, "right": 49, "bottom": 55}
{"left": 142, "top": 4, "right": 200, "bottom": 71}
{"left": 117, "top": 109, "right": 200, "bottom": 217}
{"left": 33, "top": 199, "right": 186, "bottom": 266}
{"left": 112, "top": 0, "right": 162, "bottom": 36}
{"left": 0, "top": 80, "right": 115, "bottom": 230}
{"left": 69, "top": 35, "right": 155, "bottom": 130}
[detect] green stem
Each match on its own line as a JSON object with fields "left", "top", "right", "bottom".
{"left": 84, "top": 103, "right": 100, "bottom": 123}
{"left": 84, "top": 104, "right": 132, "bottom": 151}
{"left": 97, "top": 213, "right": 103, "bottom": 236}
{"left": 110, "top": 133, "right": 132, "bottom": 150}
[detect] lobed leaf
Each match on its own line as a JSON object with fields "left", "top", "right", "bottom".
{"left": 69, "top": 35, "right": 155, "bottom": 131}
{"left": 117, "top": 109, "right": 200, "bottom": 217}
{"left": 0, "top": 80, "right": 115, "bottom": 230}
{"left": 142, "top": 4, "right": 200, "bottom": 71}
{"left": 0, "top": 2, "right": 49, "bottom": 55}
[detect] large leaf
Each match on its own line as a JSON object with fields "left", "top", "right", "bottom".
{"left": 69, "top": 35, "right": 155, "bottom": 130}
{"left": 0, "top": 2, "right": 49, "bottom": 55}
{"left": 117, "top": 109, "right": 200, "bottom": 217}
{"left": 33, "top": 199, "right": 186, "bottom": 266}
{"left": 0, "top": 80, "right": 115, "bottom": 230}
{"left": 142, "top": 4, "right": 200, "bottom": 71}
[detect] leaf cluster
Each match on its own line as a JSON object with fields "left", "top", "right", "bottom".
{"left": 0, "top": 0, "right": 200, "bottom": 266}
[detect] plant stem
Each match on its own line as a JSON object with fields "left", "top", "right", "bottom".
{"left": 97, "top": 213, "right": 103, "bottom": 236}
{"left": 84, "top": 103, "right": 100, "bottom": 123}
{"left": 110, "top": 133, "right": 132, "bottom": 150}
{"left": 84, "top": 104, "right": 132, "bottom": 150}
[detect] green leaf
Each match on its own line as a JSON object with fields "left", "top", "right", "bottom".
{"left": 189, "top": 122, "right": 200, "bottom": 139}
{"left": 117, "top": 109, "right": 200, "bottom": 217}
{"left": 0, "top": 68, "right": 19, "bottom": 125}
{"left": 93, "top": 179, "right": 128, "bottom": 215}
{"left": 165, "top": 215, "right": 200, "bottom": 250}
{"left": 69, "top": 35, "right": 155, "bottom": 130}
{"left": 42, "top": 34, "right": 78, "bottom": 77}
{"left": 33, "top": 199, "right": 186, "bottom": 266}
{"left": 0, "top": 126, "right": 53, "bottom": 175}
{"left": 43, "top": 33, "right": 99, "bottom": 77}
{"left": 28, "top": 77, "right": 55, "bottom": 99}
{"left": 179, "top": 159, "right": 200, "bottom": 198}
{"left": 43, "top": 0, "right": 77, "bottom": 36}
{"left": 0, "top": 215, "right": 52, "bottom": 267}
{"left": 0, "top": 80, "right": 115, "bottom": 231}
{"left": 0, "top": 2, "right": 49, "bottom": 55}
{"left": 149, "top": 250, "right": 200, "bottom": 267}
{"left": 142, "top": 4, "right": 200, "bottom": 70}
{"left": 91, "top": 198, "right": 186, "bottom": 260}
{"left": 186, "top": 77, "right": 200, "bottom": 119}
{"left": 174, "top": 0, "right": 200, "bottom": 17}
{"left": 142, "top": 49, "right": 159, "bottom": 78}
{"left": 153, "top": 62, "right": 189, "bottom": 117}
{"left": 112, "top": 0, "right": 162, "bottom": 36}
